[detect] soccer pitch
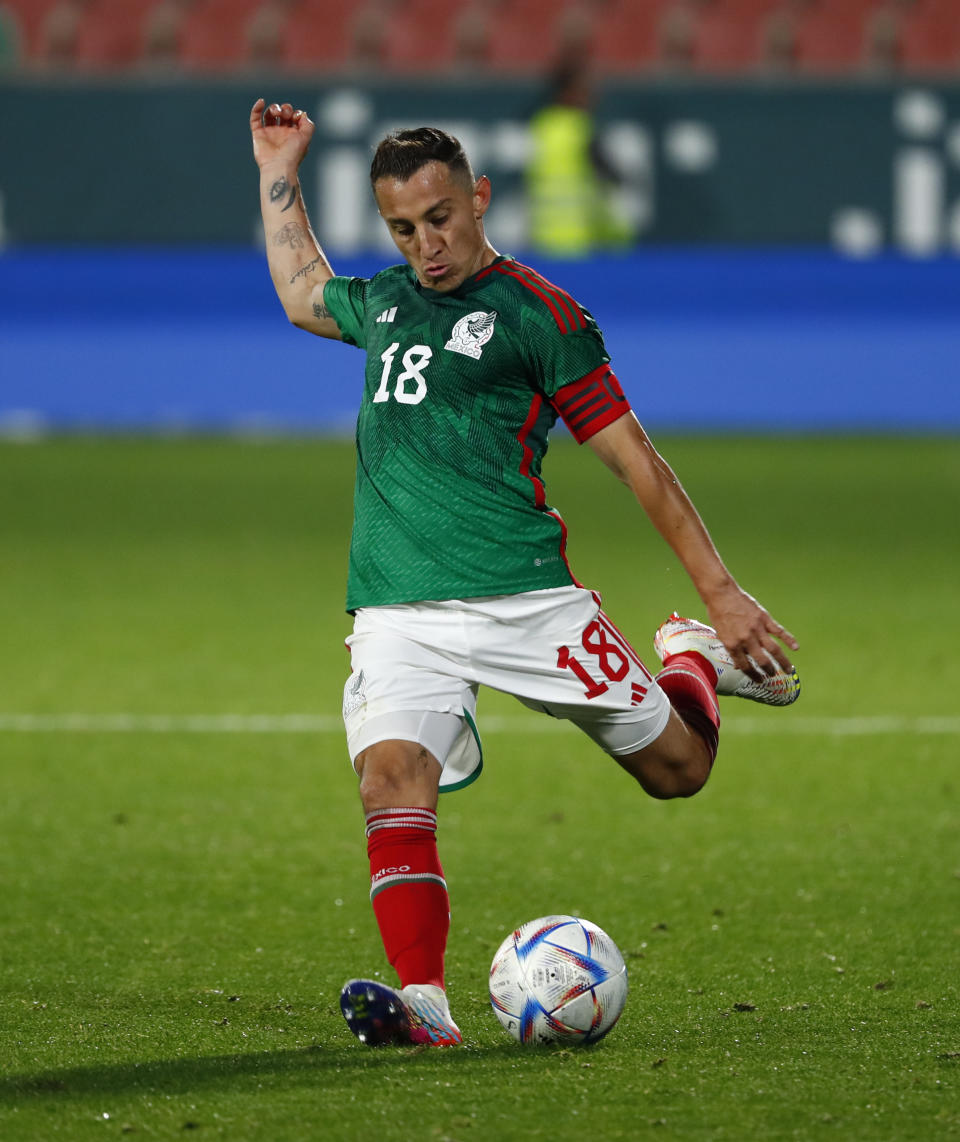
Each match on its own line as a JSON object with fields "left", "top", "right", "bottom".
{"left": 1, "top": 435, "right": 958, "bottom": 1141}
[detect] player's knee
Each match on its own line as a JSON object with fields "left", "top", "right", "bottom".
{"left": 356, "top": 741, "right": 441, "bottom": 811}
{"left": 357, "top": 760, "right": 416, "bottom": 808}
{"left": 618, "top": 748, "right": 711, "bottom": 800}
{"left": 648, "top": 756, "right": 710, "bottom": 800}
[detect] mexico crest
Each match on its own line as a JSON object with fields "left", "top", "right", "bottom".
{"left": 444, "top": 310, "right": 498, "bottom": 360}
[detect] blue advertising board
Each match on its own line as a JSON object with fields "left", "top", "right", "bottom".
{"left": 2, "top": 247, "right": 958, "bottom": 433}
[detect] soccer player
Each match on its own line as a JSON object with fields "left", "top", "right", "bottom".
{"left": 250, "top": 99, "right": 800, "bottom": 1048}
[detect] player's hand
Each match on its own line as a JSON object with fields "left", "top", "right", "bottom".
{"left": 250, "top": 98, "right": 315, "bottom": 169}
{"left": 706, "top": 588, "right": 798, "bottom": 682}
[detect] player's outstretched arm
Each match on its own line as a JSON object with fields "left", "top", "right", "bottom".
{"left": 587, "top": 411, "right": 799, "bottom": 681}
{"left": 251, "top": 98, "right": 341, "bottom": 340}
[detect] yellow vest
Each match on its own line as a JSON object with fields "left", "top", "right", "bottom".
{"left": 527, "top": 106, "right": 599, "bottom": 256}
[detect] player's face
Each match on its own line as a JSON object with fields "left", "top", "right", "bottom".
{"left": 374, "top": 162, "right": 495, "bottom": 292}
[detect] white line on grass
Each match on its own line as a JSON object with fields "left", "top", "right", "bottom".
{"left": 0, "top": 714, "right": 958, "bottom": 735}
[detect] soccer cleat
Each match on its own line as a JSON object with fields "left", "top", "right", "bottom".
{"left": 339, "top": 979, "right": 462, "bottom": 1047}
{"left": 339, "top": 979, "right": 413, "bottom": 1046}
{"left": 654, "top": 612, "right": 800, "bottom": 706}
{"left": 399, "top": 983, "right": 463, "bottom": 1046}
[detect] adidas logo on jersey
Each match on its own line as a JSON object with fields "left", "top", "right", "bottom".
{"left": 444, "top": 310, "right": 498, "bottom": 359}
{"left": 375, "top": 307, "right": 398, "bottom": 324}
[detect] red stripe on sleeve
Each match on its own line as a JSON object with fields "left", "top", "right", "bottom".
{"left": 495, "top": 264, "right": 569, "bottom": 332}
{"left": 551, "top": 364, "right": 631, "bottom": 443}
{"left": 510, "top": 261, "right": 587, "bottom": 333}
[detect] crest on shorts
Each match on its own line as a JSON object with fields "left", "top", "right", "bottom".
{"left": 343, "top": 669, "right": 366, "bottom": 718}
{"left": 444, "top": 310, "right": 498, "bottom": 360}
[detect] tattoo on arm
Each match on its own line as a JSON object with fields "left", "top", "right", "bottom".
{"left": 313, "top": 300, "right": 333, "bottom": 321}
{"left": 273, "top": 222, "right": 306, "bottom": 249}
{"left": 269, "top": 176, "right": 298, "bottom": 212}
{"left": 289, "top": 256, "right": 323, "bottom": 285}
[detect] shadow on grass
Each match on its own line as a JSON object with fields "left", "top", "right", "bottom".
{"left": 1, "top": 1041, "right": 566, "bottom": 1103}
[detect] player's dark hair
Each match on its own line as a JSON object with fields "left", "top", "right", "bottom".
{"left": 370, "top": 128, "right": 475, "bottom": 189}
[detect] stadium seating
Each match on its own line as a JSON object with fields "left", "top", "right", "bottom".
{"left": 591, "top": 0, "right": 672, "bottom": 72}
{"left": 481, "top": 0, "right": 578, "bottom": 71}
{"left": 72, "top": 0, "right": 150, "bottom": 69}
{"left": 281, "top": 0, "right": 363, "bottom": 71}
{"left": 5, "top": 0, "right": 960, "bottom": 77}
{"left": 140, "top": 1, "right": 187, "bottom": 68}
{"left": 178, "top": 0, "right": 264, "bottom": 70}
{"left": 791, "top": 0, "right": 879, "bottom": 73}
{"left": 0, "top": 7, "right": 21, "bottom": 69}
{"left": 690, "top": 0, "right": 780, "bottom": 73}
{"left": 380, "top": 0, "right": 464, "bottom": 73}
{"left": 897, "top": 0, "right": 960, "bottom": 72}
{"left": 2, "top": 0, "right": 55, "bottom": 57}
{"left": 34, "top": 0, "right": 88, "bottom": 65}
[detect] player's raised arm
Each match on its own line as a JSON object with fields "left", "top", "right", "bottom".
{"left": 251, "top": 98, "right": 341, "bottom": 340}
{"left": 586, "top": 411, "right": 799, "bottom": 681}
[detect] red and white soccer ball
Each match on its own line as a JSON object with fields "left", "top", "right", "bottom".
{"left": 489, "top": 915, "right": 628, "bottom": 1045}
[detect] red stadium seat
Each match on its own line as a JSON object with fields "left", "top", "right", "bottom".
{"left": 793, "top": 0, "right": 877, "bottom": 73}
{"left": 484, "top": 0, "right": 583, "bottom": 72}
{"left": 178, "top": 0, "right": 264, "bottom": 70}
{"left": 0, "top": 5, "right": 24, "bottom": 67}
{"left": 898, "top": 0, "right": 960, "bottom": 72}
{"left": 35, "top": 0, "right": 90, "bottom": 65}
{"left": 591, "top": 0, "right": 672, "bottom": 72}
{"left": 690, "top": 0, "right": 780, "bottom": 73}
{"left": 73, "top": 0, "right": 153, "bottom": 69}
{"left": 381, "top": 0, "right": 465, "bottom": 73}
{"left": 281, "top": 0, "right": 357, "bottom": 70}
{"left": 245, "top": 0, "right": 298, "bottom": 68}
{"left": 2, "top": 0, "right": 60, "bottom": 56}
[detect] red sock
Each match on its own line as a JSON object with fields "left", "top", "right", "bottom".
{"left": 366, "top": 807, "right": 449, "bottom": 990}
{"left": 656, "top": 652, "right": 721, "bottom": 767}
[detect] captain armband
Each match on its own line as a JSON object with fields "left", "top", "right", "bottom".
{"left": 551, "top": 364, "right": 631, "bottom": 444}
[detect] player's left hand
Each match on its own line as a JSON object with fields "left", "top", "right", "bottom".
{"left": 706, "top": 588, "right": 798, "bottom": 682}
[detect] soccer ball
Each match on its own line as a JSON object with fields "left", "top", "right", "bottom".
{"left": 489, "top": 915, "right": 628, "bottom": 1045}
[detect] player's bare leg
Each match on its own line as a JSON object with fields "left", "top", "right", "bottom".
{"left": 614, "top": 709, "right": 714, "bottom": 800}
{"left": 356, "top": 738, "right": 442, "bottom": 812}
{"left": 341, "top": 740, "right": 462, "bottom": 1046}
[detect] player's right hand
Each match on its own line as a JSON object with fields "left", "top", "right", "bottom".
{"left": 250, "top": 98, "right": 315, "bottom": 169}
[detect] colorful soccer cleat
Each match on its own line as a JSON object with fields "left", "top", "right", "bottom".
{"left": 654, "top": 613, "right": 800, "bottom": 706}
{"left": 339, "top": 979, "right": 462, "bottom": 1047}
{"left": 399, "top": 983, "right": 463, "bottom": 1046}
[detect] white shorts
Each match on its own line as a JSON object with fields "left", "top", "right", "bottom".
{"left": 342, "top": 586, "right": 671, "bottom": 792}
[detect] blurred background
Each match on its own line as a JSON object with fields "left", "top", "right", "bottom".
{"left": 2, "top": 0, "right": 959, "bottom": 432}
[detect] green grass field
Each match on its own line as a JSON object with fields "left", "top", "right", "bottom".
{"left": 1, "top": 436, "right": 958, "bottom": 1142}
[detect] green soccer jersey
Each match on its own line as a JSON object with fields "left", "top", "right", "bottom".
{"left": 323, "top": 255, "right": 630, "bottom": 611}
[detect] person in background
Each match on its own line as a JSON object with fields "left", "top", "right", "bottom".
{"left": 526, "top": 61, "right": 634, "bottom": 256}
